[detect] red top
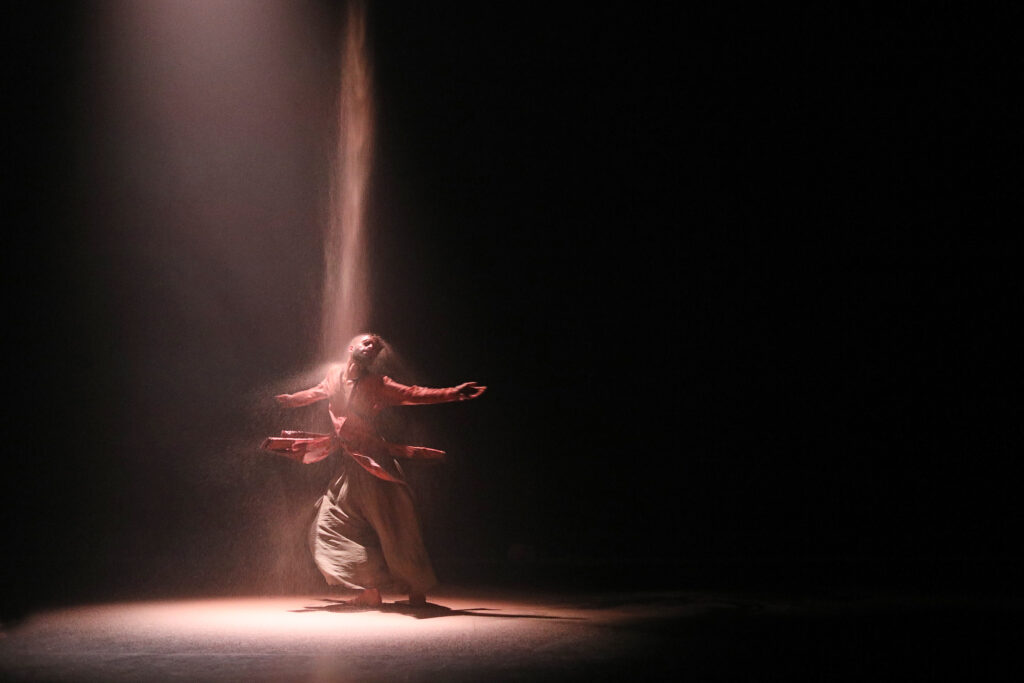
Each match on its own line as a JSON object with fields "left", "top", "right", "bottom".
{"left": 262, "top": 366, "right": 466, "bottom": 483}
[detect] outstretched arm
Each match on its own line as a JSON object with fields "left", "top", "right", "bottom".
{"left": 275, "top": 381, "right": 329, "bottom": 408}
{"left": 380, "top": 376, "right": 487, "bottom": 406}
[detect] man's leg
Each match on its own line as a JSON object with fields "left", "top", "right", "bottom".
{"left": 349, "top": 588, "right": 382, "bottom": 606}
{"left": 364, "top": 483, "right": 439, "bottom": 601}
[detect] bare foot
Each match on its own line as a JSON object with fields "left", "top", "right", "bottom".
{"left": 347, "top": 588, "right": 382, "bottom": 607}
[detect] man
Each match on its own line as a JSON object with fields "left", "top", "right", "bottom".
{"left": 263, "top": 333, "right": 485, "bottom": 606}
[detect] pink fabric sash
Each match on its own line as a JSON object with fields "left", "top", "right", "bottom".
{"left": 261, "top": 430, "right": 445, "bottom": 484}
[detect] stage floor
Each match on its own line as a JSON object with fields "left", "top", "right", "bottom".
{"left": 1, "top": 587, "right": 1020, "bottom": 681}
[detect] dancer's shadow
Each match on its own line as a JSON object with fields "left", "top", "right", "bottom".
{"left": 291, "top": 598, "right": 580, "bottom": 621}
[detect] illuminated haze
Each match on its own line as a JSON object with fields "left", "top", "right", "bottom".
{"left": 78, "top": 0, "right": 377, "bottom": 595}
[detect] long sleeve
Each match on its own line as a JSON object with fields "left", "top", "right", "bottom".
{"left": 378, "top": 376, "right": 463, "bottom": 406}
{"left": 281, "top": 380, "right": 330, "bottom": 407}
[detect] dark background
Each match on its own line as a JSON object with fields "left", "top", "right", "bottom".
{"left": 4, "top": 2, "right": 1020, "bottom": 618}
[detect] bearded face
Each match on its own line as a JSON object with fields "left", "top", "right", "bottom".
{"left": 348, "top": 334, "right": 384, "bottom": 365}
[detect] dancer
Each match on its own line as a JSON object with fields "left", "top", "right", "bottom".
{"left": 263, "top": 333, "right": 485, "bottom": 606}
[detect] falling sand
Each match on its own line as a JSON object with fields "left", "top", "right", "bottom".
{"left": 321, "top": 0, "right": 374, "bottom": 358}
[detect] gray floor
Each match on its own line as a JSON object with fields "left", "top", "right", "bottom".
{"left": 1, "top": 587, "right": 1020, "bottom": 681}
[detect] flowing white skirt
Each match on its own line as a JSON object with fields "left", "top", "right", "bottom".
{"left": 308, "top": 454, "right": 438, "bottom": 594}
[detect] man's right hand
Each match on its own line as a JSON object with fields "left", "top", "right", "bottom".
{"left": 455, "top": 382, "right": 487, "bottom": 400}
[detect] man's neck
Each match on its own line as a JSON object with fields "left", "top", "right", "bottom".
{"left": 344, "top": 360, "right": 368, "bottom": 382}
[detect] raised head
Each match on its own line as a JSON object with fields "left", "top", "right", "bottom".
{"left": 347, "top": 333, "right": 384, "bottom": 366}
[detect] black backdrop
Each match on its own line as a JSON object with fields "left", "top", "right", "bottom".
{"left": 4, "top": 2, "right": 1021, "bottom": 618}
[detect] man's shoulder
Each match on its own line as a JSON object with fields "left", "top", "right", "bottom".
{"left": 322, "top": 363, "right": 344, "bottom": 386}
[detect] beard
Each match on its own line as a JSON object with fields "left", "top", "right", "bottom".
{"left": 350, "top": 348, "right": 380, "bottom": 366}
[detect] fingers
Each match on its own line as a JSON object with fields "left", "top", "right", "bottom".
{"left": 458, "top": 383, "right": 487, "bottom": 399}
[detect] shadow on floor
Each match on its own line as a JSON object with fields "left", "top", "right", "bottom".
{"left": 291, "top": 598, "right": 581, "bottom": 621}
